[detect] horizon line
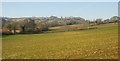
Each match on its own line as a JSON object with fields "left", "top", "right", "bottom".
{"left": 1, "top": 15, "right": 118, "bottom": 20}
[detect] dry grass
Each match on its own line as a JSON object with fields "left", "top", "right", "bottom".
{"left": 2, "top": 23, "right": 118, "bottom": 59}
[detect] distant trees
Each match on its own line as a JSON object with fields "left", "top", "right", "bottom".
{"left": 24, "top": 18, "right": 36, "bottom": 33}
{"left": 2, "top": 18, "right": 49, "bottom": 34}
{"left": 35, "top": 21, "right": 48, "bottom": 32}
{"left": 2, "top": 20, "right": 19, "bottom": 34}
{"left": 18, "top": 18, "right": 30, "bottom": 33}
{"left": 103, "top": 19, "right": 110, "bottom": 24}
{"left": 110, "top": 16, "right": 119, "bottom": 23}
{"left": 95, "top": 18, "right": 102, "bottom": 25}
{"left": 88, "top": 16, "right": 120, "bottom": 25}
{"left": 2, "top": 16, "right": 119, "bottom": 35}
{"left": 18, "top": 18, "right": 42, "bottom": 33}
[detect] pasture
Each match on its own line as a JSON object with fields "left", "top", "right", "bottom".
{"left": 2, "top": 23, "right": 118, "bottom": 59}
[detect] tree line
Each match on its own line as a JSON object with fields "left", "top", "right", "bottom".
{"left": 1, "top": 16, "right": 120, "bottom": 35}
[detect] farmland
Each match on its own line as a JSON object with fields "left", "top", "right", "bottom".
{"left": 2, "top": 23, "right": 118, "bottom": 59}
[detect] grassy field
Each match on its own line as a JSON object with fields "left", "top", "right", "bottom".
{"left": 2, "top": 23, "right": 118, "bottom": 59}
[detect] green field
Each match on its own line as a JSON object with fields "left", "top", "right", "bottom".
{"left": 2, "top": 23, "right": 118, "bottom": 59}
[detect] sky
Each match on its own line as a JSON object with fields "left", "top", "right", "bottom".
{"left": 1, "top": 0, "right": 119, "bottom": 2}
{"left": 2, "top": 2, "right": 118, "bottom": 20}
